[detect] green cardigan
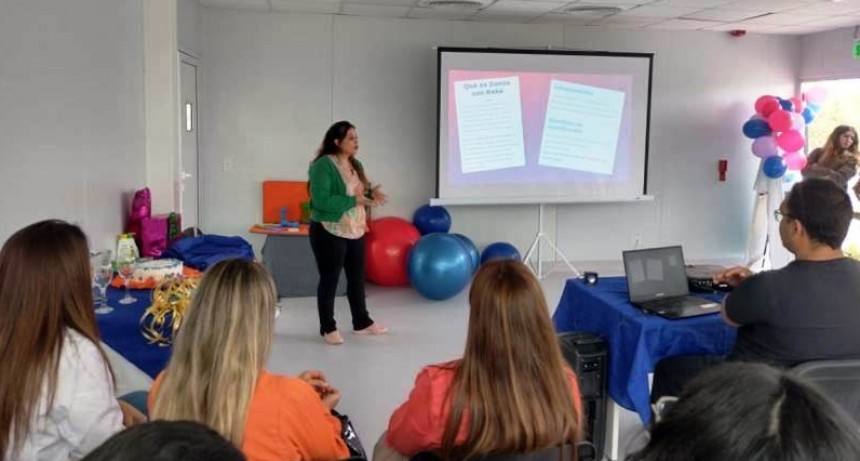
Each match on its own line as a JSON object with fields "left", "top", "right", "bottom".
{"left": 308, "top": 156, "right": 368, "bottom": 223}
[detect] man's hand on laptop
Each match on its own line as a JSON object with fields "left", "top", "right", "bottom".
{"left": 713, "top": 266, "right": 753, "bottom": 287}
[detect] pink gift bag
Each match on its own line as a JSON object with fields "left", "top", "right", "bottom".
{"left": 127, "top": 188, "right": 152, "bottom": 249}
{"left": 140, "top": 214, "right": 169, "bottom": 258}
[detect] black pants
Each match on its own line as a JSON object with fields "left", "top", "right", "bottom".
{"left": 309, "top": 221, "right": 373, "bottom": 335}
{"left": 650, "top": 355, "right": 726, "bottom": 405}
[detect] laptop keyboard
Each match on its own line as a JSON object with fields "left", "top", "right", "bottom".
{"left": 640, "top": 297, "right": 691, "bottom": 311}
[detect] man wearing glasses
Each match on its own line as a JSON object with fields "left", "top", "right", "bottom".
{"left": 652, "top": 178, "right": 860, "bottom": 402}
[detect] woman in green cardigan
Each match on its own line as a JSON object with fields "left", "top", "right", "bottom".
{"left": 308, "top": 121, "right": 388, "bottom": 345}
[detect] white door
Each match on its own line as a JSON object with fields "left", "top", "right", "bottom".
{"left": 180, "top": 55, "right": 199, "bottom": 229}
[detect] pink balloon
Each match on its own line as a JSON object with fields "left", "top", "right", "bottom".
{"left": 752, "top": 136, "right": 779, "bottom": 159}
{"left": 755, "top": 95, "right": 781, "bottom": 118}
{"left": 777, "top": 129, "right": 805, "bottom": 153}
{"left": 806, "top": 87, "right": 828, "bottom": 105}
{"left": 784, "top": 151, "right": 808, "bottom": 171}
{"left": 790, "top": 112, "right": 805, "bottom": 131}
{"left": 768, "top": 110, "right": 793, "bottom": 132}
{"left": 789, "top": 97, "right": 804, "bottom": 113}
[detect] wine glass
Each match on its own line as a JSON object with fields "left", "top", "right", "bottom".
{"left": 116, "top": 257, "right": 137, "bottom": 305}
{"left": 92, "top": 264, "right": 114, "bottom": 314}
{"left": 90, "top": 250, "right": 114, "bottom": 314}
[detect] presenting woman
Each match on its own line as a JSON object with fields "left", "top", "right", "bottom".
{"left": 308, "top": 121, "right": 388, "bottom": 345}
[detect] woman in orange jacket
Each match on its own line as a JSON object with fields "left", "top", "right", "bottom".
{"left": 148, "top": 259, "right": 349, "bottom": 461}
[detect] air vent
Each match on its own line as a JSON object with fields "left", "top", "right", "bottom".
{"left": 418, "top": 0, "right": 493, "bottom": 11}
{"left": 561, "top": 5, "right": 623, "bottom": 17}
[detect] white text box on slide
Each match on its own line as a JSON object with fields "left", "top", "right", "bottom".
{"left": 539, "top": 80, "right": 626, "bottom": 175}
{"left": 454, "top": 76, "right": 525, "bottom": 174}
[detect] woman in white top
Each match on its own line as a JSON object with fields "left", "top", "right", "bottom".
{"left": 0, "top": 220, "right": 143, "bottom": 460}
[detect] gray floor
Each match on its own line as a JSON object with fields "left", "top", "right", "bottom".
{"left": 265, "top": 261, "right": 644, "bottom": 459}
{"left": 110, "top": 261, "right": 646, "bottom": 460}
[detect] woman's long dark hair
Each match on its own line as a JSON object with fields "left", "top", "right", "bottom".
{"left": 0, "top": 220, "right": 114, "bottom": 457}
{"left": 312, "top": 120, "right": 368, "bottom": 189}
{"left": 627, "top": 362, "right": 860, "bottom": 461}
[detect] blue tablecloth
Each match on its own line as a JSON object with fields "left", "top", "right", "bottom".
{"left": 96, "top": 286, "right": 171, "bottom": 378}
{"left": 552, "top": 277, "right": 736, "bottom": 424}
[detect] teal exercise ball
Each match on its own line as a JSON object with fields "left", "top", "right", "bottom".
{"left": 408, "top": 233, "right": 472, "bottom": 301}
{"left": 451, "top": 233, "right": 480, "bottom": 274}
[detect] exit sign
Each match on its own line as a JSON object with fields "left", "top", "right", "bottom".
{"left": 855, "top": 40, "right": 860, "bottom": 59}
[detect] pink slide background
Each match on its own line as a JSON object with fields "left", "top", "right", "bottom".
{"left": 447, "top": 70, "right": 634, "bottom": 186}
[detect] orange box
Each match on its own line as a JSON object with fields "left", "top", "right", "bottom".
{"left": 262, "top": 180, "right": 309, "bottom": 224}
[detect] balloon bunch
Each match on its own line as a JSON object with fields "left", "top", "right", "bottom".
{"left": 742, "top": 87, "right": 828, "bottom": 179}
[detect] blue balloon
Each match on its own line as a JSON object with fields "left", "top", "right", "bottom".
{"left": 802, "top": 107, "right": 816, "bottom": 124}
{"left": 451, "top": 233, "right": 480, "bottom": 274}
{"left": 742, "top": 119, "right": 772, "bottom": 139}
{"left": 807, "top": 102, "right": 822, "bottom": 113}
{"left": 408, "top": 234, "right": 473, "bottom": 301}
{"left": 778, "top": 98, "right": 794, "bottom": 112}
{"left": 480, "top": 242, "right": 521, "bottom": 265}
{"left": 412, "top": 205, "right": 452, "bottom": 235}
{"left": 763, "top": 156, "right": 787, "bottom": 179}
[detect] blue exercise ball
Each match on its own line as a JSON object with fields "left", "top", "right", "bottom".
{"left": 480, "top": 242, "right": 521, "bottom": 265}
{"left": 408, "top": 233, "right": 472, "bottom": 301}
{"left": 451, "top": 233, "right": 480, "bottom": 274}
{"left": 413, "top": 205, "right": 452, "bottom": 235}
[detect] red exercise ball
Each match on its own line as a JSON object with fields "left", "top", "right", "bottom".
{"left": 365, "top": 217, "right": 421, "bottom": 286}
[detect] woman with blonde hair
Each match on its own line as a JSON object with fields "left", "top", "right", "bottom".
{"left": 0, "top": 220, "right": 143, "bottom": 460}
{"left": 379, "top": 260, "right": 582, "bottom": 460}
{"left": 148, "top": 259, "right": 349, "bottom": 461}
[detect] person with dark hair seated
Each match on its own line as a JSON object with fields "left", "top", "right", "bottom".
{"left": 630, "top": 362, "right": 860, "bottom": 461}
{"left": 82, "top": 420, "right": 245, "bottom": 461}
{"left": 652, "top": 178, "right": 860, "bottom": 401}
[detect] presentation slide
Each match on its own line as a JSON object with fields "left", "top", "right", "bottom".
{"left": 436, "top": 49, "right": 652, "bottom": 204}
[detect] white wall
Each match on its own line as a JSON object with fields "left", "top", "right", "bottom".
{"left": 178, "top": 0, "right": 202, "bottom": 57}
{"left": 800, "top": 26, "right": 860, "bottom": 81}
{"left": 198, "top": 9, "right": 799, "bottom": 262}
{"left": 0, "top": 0, "right": 145, "bottom": 250}
{"left": 144, "top": 0, "right": 180, "bottom": 215}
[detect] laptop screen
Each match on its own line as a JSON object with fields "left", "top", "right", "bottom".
{"left": 623, "top": 246, "right": 690, "bottom": 302}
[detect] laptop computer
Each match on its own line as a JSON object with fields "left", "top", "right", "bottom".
{"left": 622, "top": 246, "right": 722, "bottom": 319}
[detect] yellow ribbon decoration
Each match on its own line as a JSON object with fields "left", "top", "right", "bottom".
{"left": 140, "top": 276, "right": 200, "bottom": 346}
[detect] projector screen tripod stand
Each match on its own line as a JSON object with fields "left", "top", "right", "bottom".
{"left": 522, "top": 204, "right": 581, "bottom": 279}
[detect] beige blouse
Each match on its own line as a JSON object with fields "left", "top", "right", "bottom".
{"left": 321, "top": 155, "right": 368, "bottom": 239}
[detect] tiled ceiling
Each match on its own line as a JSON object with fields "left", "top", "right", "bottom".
{"left": 196, "top": 0, "right": 860, "bottom": 35}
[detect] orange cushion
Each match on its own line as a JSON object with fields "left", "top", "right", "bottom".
{"left": 262, "top": 180, "right": 309, "bottom": 224}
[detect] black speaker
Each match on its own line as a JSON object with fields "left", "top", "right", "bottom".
{"left": 558, "top": 332, "right": 608, "bottom": 461}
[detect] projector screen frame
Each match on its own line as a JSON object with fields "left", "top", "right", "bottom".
{"left": 434, "top": 47, "right": 655, "bottom": 205}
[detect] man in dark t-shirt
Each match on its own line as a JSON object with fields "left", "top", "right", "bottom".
{"left": 652, "top": 178, "right": 860, "bottom": 401}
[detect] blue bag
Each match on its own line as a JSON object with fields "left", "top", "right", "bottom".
{"left": 163, "top": 235, "right": 254, "bottom": 271}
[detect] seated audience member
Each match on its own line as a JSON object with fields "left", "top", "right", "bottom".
{"left": 802, "top": 125, "right": 859, "bottom": 191}
{"left": 149, "top": 259, "right": 349, "bottom": 461}
{"left": 0, "top": 220, "right": 145, "bottom": 460}
{"left": 378, "top": 260, "right": 582, "bottom": 460}
{"left": 652, "top": 178, "right": 860, "bottom": 401}
{"left": 630, "top": 362, "right": 860, "bottom": 461}
{"left": 82, "top": 420, "right": 245, "bottom": 461}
